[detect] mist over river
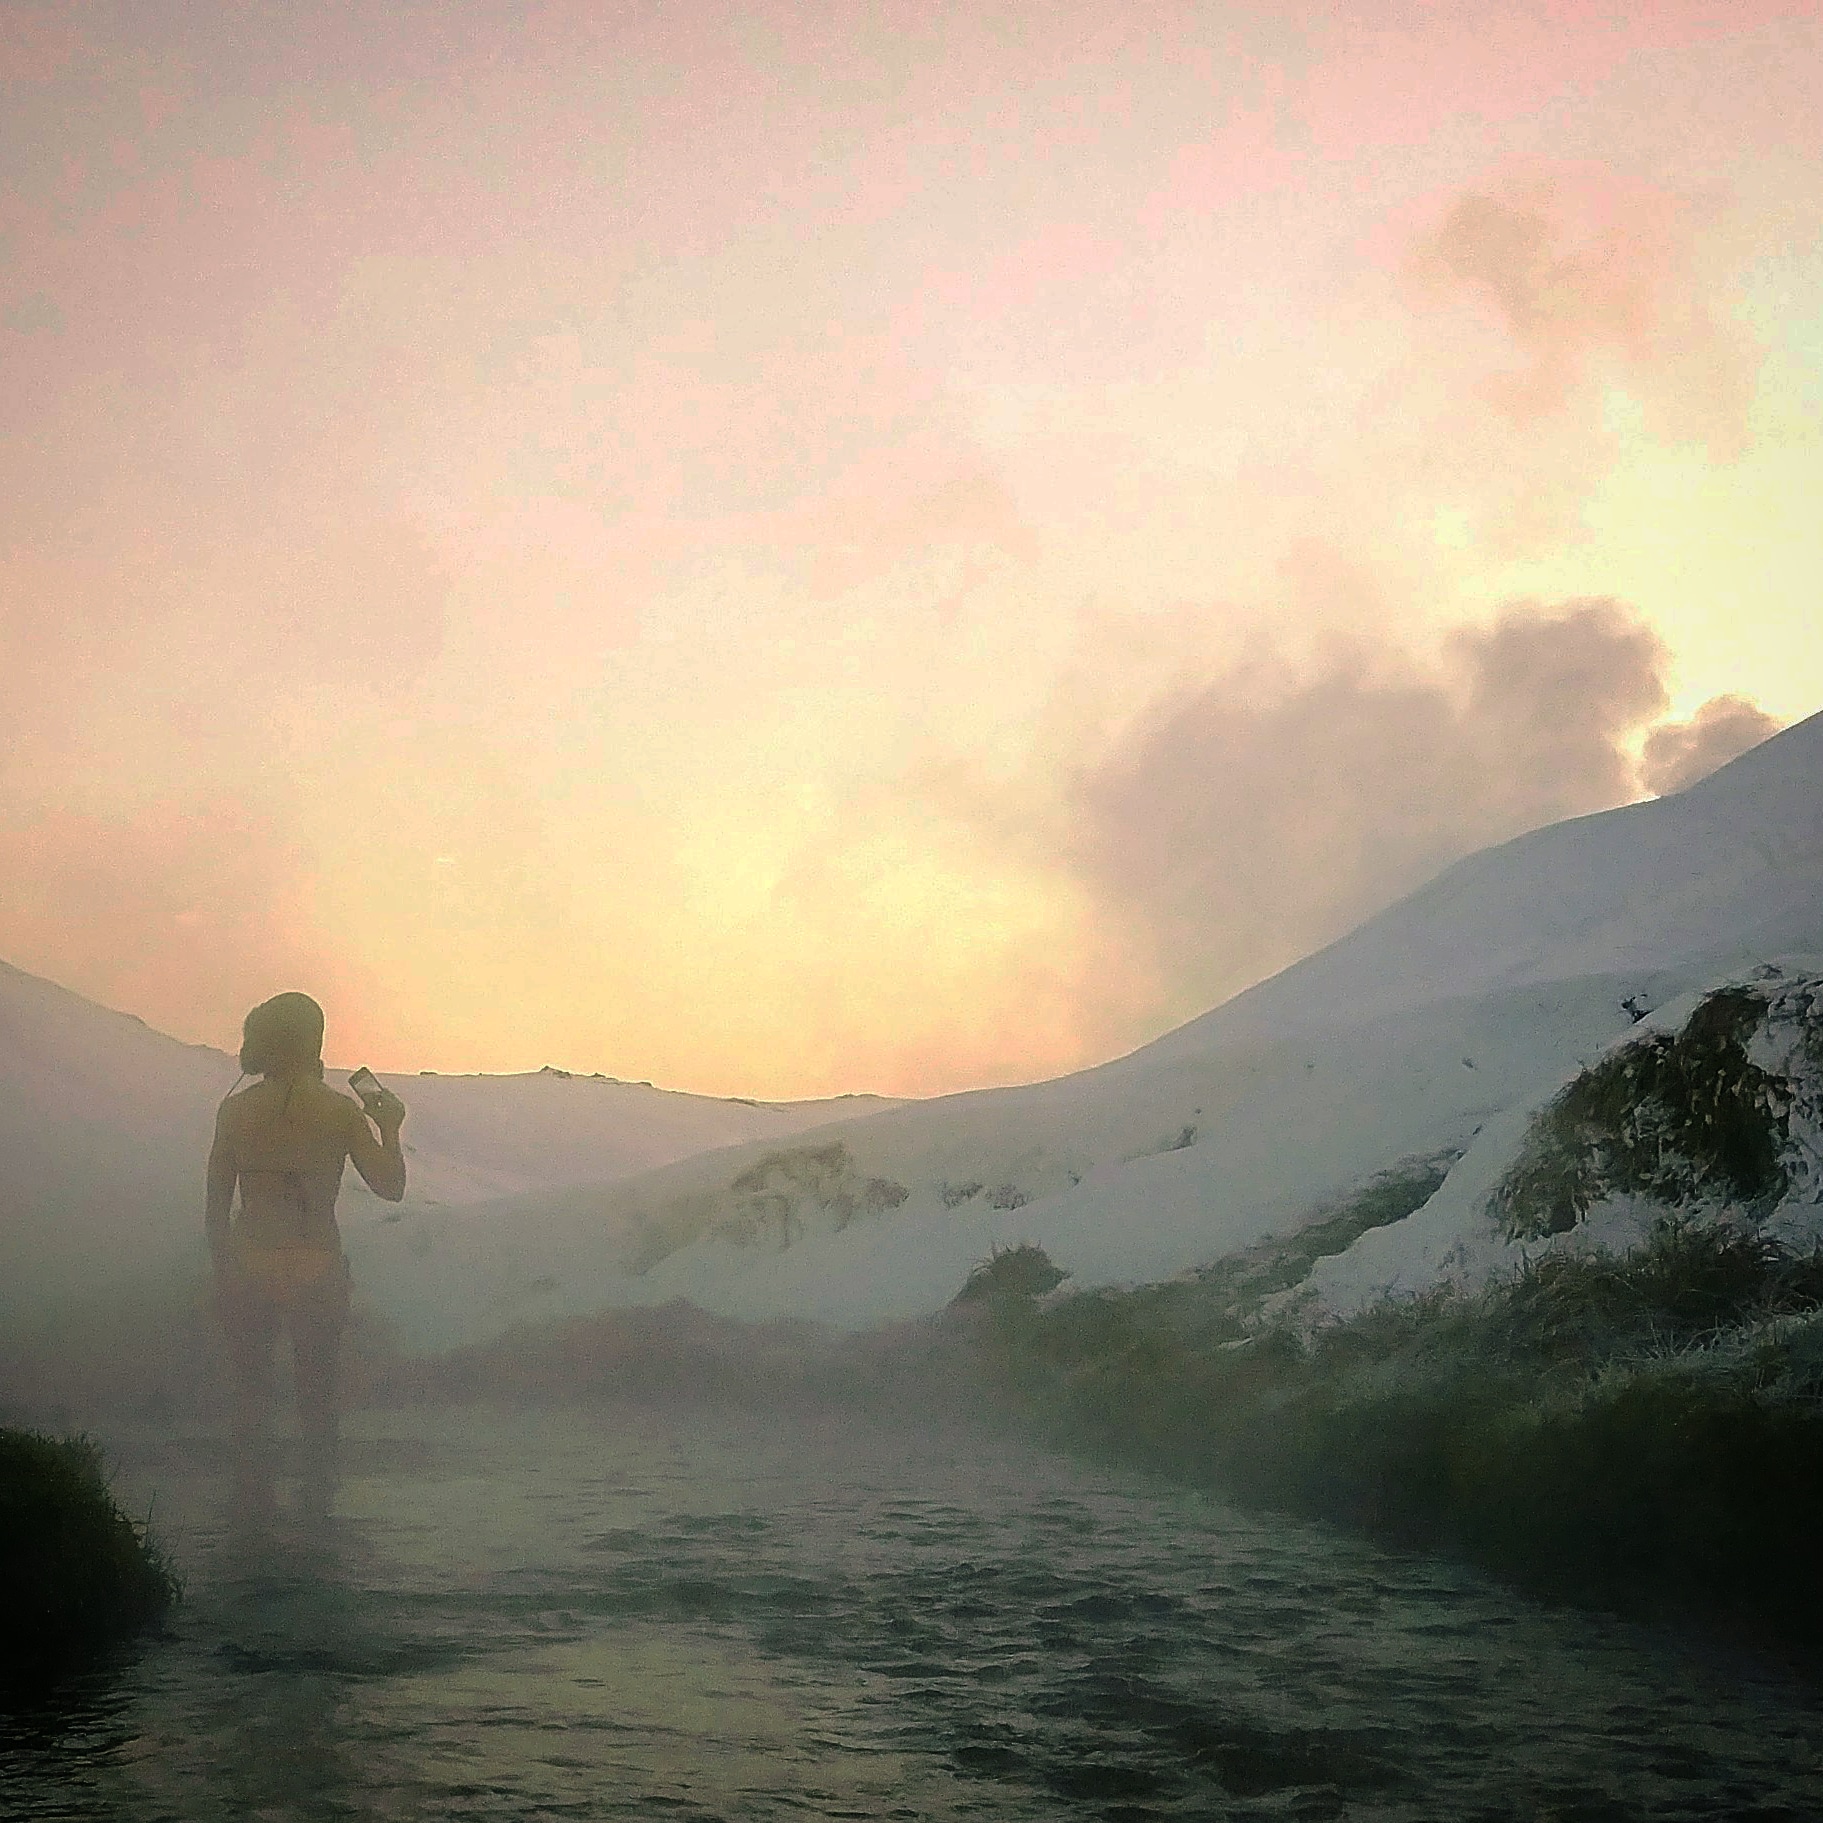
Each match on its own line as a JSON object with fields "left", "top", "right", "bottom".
{"left": 6, "top": 1406, "right": 1822, "bottom": 1821}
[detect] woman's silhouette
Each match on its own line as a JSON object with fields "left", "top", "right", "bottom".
{"left": 206, "top": 992, "right": 406, "bottom": 1520}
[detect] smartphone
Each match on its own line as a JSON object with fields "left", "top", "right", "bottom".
{"left": 348, "top": 1066, "right": 384, "bottom": 1103}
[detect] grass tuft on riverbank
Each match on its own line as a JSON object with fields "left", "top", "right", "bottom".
{"left": 970, "top": 1220, "right": 1823, "bottom": 1642}
{"left": 0, "top": 1428, "right": 177, "bottom": 1696}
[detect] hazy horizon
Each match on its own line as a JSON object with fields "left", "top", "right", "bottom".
{"left": 4, "top": 1, "right": 1820, "bottom": 1098}
{"left": 2, "top": 686, "right": 1810, "bottom": 1108}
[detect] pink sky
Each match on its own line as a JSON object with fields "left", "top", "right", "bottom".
{"left": 3, "top": 1, "right": 1820, "bottom": 1095}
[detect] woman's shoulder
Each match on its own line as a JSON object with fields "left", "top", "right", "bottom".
{"left": 220, "top": 1077, "right": 360, "bottom": 1131}
{"left": 303, "top": 1077, "right": 365, "bottom": 1121}
{"left": 219, "top": 1081, "right": 264, "bottom": 1125}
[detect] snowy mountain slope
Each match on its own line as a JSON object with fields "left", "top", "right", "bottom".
{"left": 334, "top": 1067, "right": 891, "bottom": 1210}
{"left": 1136, "top": 709, "right": 1823, "bottom": 1065}
{"left": 356, "top": 973, "right": 1658, "bottom": 1345}
{"left": 0, "top": 961, "right": 238, "bottom": 1304}
{"left": 0, "top": 958, "right": 890, "bottom": 1308}
{"left": 380, "top": 712, "right": 1822, "bottom": 1345}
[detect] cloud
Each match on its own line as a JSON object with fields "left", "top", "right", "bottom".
{"left": 1413, "top": 188, "right": 1656, "bottom": 413}
{"left": 796, "top": 461, "right": 1038, "bottom": 611}
{"left": 0, "top": 7, "right": 89, "bottom": 87}
{"left": 1072, "top": 598, "right": 1673, "bottom": 1015}
{"left": 1640, "top": 693, "right": 1784, "bottom": 796}
{"left": 1, "top": 293, "right": 64, "bottom": 335}
{"left": 0, "top": 795, "right": 383, "bottom": 1058}
{"left": 0, "top": 433, "right": 455, "bottom": 728}
{"left": 1408, "top": 177, "right": 1759, "bottom": 455}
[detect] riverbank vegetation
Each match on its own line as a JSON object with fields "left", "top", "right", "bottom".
{"left": 965, "top": 1218, "right": 1823, "bottom": 1645}
{"left": 0, "top": 1428, "right": 177, "bottom": 1696}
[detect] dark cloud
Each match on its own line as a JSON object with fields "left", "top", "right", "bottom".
{"left": 1640, "top": 694, "right": 1783, "bottom": 796}
{"left": 1410, "top": 181, "right": 1757, "bottom": 453}
{"left": 1076, "top": 598, "right": 1672, "bottom": 1013}
{"left": 1, "top": 293, "right": 64, "bottom": 335}
{"left": 0, "top": 6, "right": 88, "bottom": 86}
{"left": 1414, "top": 190, "right": 1655, "bottom": 414}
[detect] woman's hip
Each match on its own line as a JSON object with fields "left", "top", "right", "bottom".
{"left": 218, "top": 1245, "right": 352, "bottom": 1328}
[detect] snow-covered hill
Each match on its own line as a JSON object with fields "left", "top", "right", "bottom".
{"left": 347, "top": 975, "right": 1640, "bottom": 1345}
{"left": 357, "top": 713, "right": 1822, "bottom": 1347}
{"left": 1140, "top": 708, "right": 1823, "bottom": 1062}
{"left": 0, "top": 959, "right": 891, "bottom": 1310}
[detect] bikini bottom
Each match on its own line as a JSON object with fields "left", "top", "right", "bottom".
{"left": 219, "top": 1245, "right": 352, "bottom": 1330}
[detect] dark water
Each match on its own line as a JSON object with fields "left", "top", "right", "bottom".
{"left": 6, "top": 1406, "right": 1823, "bottom": 1821}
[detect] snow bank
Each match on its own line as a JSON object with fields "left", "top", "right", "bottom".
{"left": 1291, "top": 966, "right": 1823, "bottom": 1328}
{"left": 372, "top": 975, "right": 1642, "bottom": 1342}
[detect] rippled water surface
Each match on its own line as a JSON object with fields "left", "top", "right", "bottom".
{"left": 6, "top": 1405, "right": 1823, "bottom": 1820}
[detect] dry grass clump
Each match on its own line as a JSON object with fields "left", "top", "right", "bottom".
{"left": 0, "top": 1428, "right": 176, "bottom": 1698}
{"left": 1495, "top": 986, "right": 1791, "bottom": 1237}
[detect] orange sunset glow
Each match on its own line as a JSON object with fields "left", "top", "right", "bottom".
{"left": 3, "top": 1, "right": 1820, "bottom": 1096}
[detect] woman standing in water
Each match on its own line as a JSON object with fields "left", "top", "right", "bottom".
{"left": 206, "top": 992, "right": 407, "bottom": 1520}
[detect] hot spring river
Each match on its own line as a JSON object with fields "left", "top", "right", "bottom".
{"left": 6, "top": 1405, "right": 1823, "bottom": 1820}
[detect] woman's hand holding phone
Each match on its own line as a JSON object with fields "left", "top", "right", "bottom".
{"left": 350, "top": 1068, "right": 405, "bottom": 1132}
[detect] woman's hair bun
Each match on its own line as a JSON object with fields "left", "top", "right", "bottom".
{"left": 239, "top": 992, "right": 326, "bottom": 1076}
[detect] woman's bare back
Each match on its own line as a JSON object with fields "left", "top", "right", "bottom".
{"left": 223, "top": 1078, "right": 365, "bottom": 1250}
{"left": 214, "top": 1075, "right": 405, "bottom": 1255}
